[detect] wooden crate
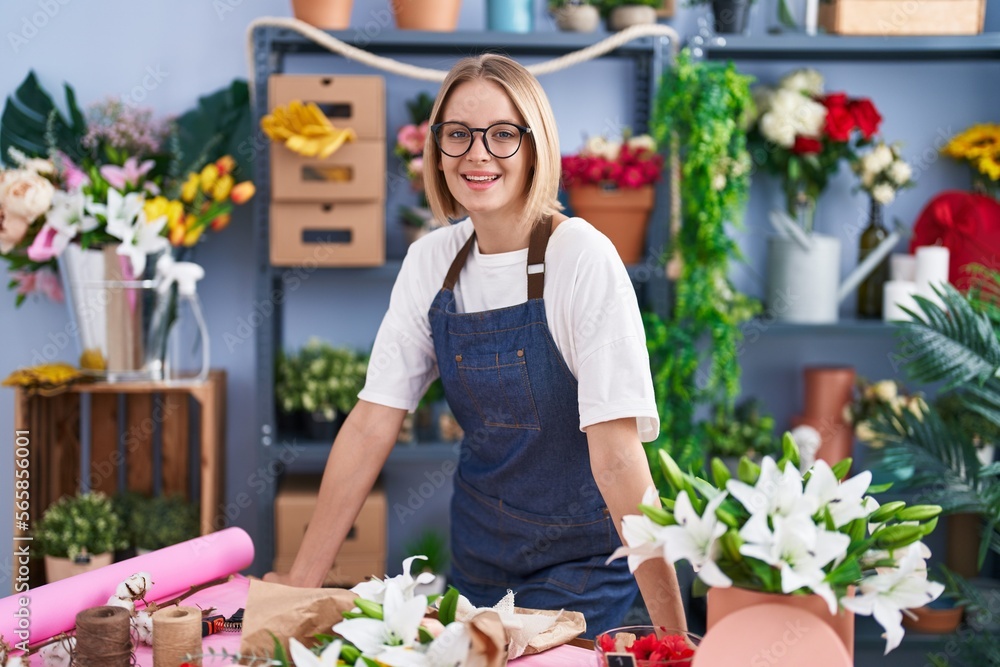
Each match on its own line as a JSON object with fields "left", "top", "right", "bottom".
{"left": 11, "top": 370, "right": 226, "bottom": 589}
{"left": 819, "top": 0, "right": 985, "bottom": 35}
{"left": 270, "top": 201, "right": 385, "bottom": 267}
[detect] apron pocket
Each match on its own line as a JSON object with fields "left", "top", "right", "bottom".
{"left": 455, "top": 349, "right": 541, "bottom": 430}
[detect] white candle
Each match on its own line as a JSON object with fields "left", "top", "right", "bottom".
{"left": 890, "top": 253, "right": 917, "bottom": 282}
{"left": 914, "top": 246, "right": 950, "bottom": 310}
{"left": 884, "top": 280, "right": 918, "bottom": 322}
{"left": 805, "top": 0, "right": 819, "bottom": 35}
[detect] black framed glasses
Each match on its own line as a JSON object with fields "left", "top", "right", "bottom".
{"left": 431, "top": 121, "right": 532, "bottom": 159}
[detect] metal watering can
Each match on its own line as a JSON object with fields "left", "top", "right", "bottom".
{"left": 765, "top": 210, "right": 901, "bottom": 323}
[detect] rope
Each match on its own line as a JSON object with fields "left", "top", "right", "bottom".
{"left": 245, "top": 17, "right": 680, "bottom": 97}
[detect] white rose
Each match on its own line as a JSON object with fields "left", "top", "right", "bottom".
{"left": 872, "top": 183, "right": 896, "bottom": 205}
{"left": 0, "top": 169, "right": 54, "bottom": 220}
{"left": 794, "top": 97, "right": 828, "bottom": 138}
{"left": 870, "top": 144, "right": 894, "bottom": 173}
{"left": 861, "top": 171, "right": 875, "bottom": 189}
{"left": 760, "top": 110, "right": 796, "bottom": 148}
{"left": 0, "top": 209, "right": 32, "bottom": 253}
{"left": 889, "top": 160, "right": 912, "bottom": 185}
{"left": 626, "top": 134, "right": 657, "bottom": 153}
{"left": 583, "top": 135, "right": 608, "bottom": 157}
{"left": 780, "top": 68, "right": 824, "bottom": 96}
{"left": 872, "top": 380, "right": 898, "bottom": 402}
{"left": 601, "top": 140, "right": 622, "bottom": 162}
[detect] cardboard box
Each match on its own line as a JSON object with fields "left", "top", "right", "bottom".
{"left": 269, "top": 75, "right": 385, "bottom": 141}
{"left": 272, "top": 554, "right": 386, "bottom": 588}
{"left": 270, "top": 201, "right": 385, "bottom": 267}
{"left": 819, "top": 0, "right": 985, "bottom": 35}
{"left": 271, "top": 139, "right": 386, "bottom": 203}
{"left": 274, "top": 476, "right": 387, "bottom": 560}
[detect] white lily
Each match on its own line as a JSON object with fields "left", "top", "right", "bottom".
{"left": 334, "top": 580, "right": 428, "bottom": 657}
{"left": 289, "top": 637, "right": 343, "bottom": 667}
{"left": 352, "top": 555, "right": 437, "bottom": 603}
{"left": 841, "top": 542, "right": 944, "bottom": 654}
{"left": 87, "top": 190, "right": 167, "bottom": 276}
{"left": 804, "top": 460, "right": 872, "bottom": 528}
{"left": 727, "top": 457, "right": 817, "bottom": 520}
{"left": 607, "top": 486, "right": 672, "bottom": 573}
{"left": 37, "top": 190, "right": 99, "bottom": 257}
{"left": 739, "top": 513, "right": 850, "bottom": 613}
{"left": 377, "top": 621, "right": 472, "bottom": 667}
{"left": 660, "top": 491, "right": 732, "bottom": 588}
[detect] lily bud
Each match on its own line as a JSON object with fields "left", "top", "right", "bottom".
{"left": 873, "top": 524, "right": 924, "bottom": 550}
{"left": 868, "top": 500, "right": 906, "bottom": 524}
{"left": 895, "top": 505, "right": 942, "bottom": 522}
{"left": 658, "top": 450, "right": 685, "bottom": 493}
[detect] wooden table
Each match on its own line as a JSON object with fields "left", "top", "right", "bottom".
{"left": 11, "top": 370, "right": 226, "bottom": 589}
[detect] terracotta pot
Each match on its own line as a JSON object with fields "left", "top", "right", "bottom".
{"left": 568, "top": 185, "right": 654, "bottom": 264}
{"left": 552, "top": 5, "right": 600, "bottom": 32}
{"left": 802, "top": 366, "right": 855, "bottom": 420}
{"left": 391, "top": 0, "right": 461, "bottom": 31}
{"left": 44, "top": 552, "right": 113, "bottom": 583}
{"left": 290, "top": 0, "right": 353, "bottom": 29}
{"left": 608, "top": 5, "right": 658, "bottom": 30}
{"left": 945, "top": 513, "right": 982, "bottom": 578}
{"left": 706, "top": 587, "right": 854, "bottom": 661}
{"left": 902, "top": 601, "right": 963, "bottom": 634}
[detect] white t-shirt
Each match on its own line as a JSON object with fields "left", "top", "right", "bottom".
{"left": 358, "top": 217, "right": 660, "bottom": 442}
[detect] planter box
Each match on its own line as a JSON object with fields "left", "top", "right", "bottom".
{"left": 819, "top": 0, "right": 985, "bottom": 35}
{"left": 270, "top": 201, "right": 385, "bottom": 267}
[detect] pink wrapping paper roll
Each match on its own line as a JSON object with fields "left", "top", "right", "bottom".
{"left": 0, "top": 527, "right": 253, "bottom": 646}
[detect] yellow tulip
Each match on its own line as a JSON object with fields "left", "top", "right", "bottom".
{"left": 211, "top": 213, "right": 231, "bottom": 231}
{"left": 212, "top": 174, "right": 234, "bottom": 202}
{"left": 143, "top": 196, "right": 168, "bottom": 223}
{"left": 166, "top": 200, "right": 184, "bottom": 230}
{"left": 183, "top": 224, "right": 205, "bottom": 247}
{"left": 181, "top": 173, "right": 200, "bottom": 203}
{"left": 200, "top": 163, "right": 219, "bottom": 192}
{"left": 215, "top": 155, "right": 236, "bottom": 175}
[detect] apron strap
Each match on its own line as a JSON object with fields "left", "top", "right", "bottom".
{"left": 441, "top": 217, "right": 553, "bottom": 298}
{"left": 527, "top": 216, "right": 552, "bottom": 300}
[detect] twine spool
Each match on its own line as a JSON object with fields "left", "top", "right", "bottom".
{"left": 74, "top": 605, "right": 133, "bottom": 667}
{"left": 153, "top": 606, "right": 203, "bottom": 667}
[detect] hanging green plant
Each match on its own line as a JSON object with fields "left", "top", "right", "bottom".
{"left": 645, "top": 49, "right": 760, "bottom": 482}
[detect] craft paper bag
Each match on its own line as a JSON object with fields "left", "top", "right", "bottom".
{"left": 240, "top": 579, "right": 357, "bottom": 657}
{"left": 518, "top": 608, "right": 586, "bottom": 656}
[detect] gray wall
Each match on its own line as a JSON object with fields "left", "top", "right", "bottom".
{"left": 1, "top": 0, "right": 999, "bottom": 591}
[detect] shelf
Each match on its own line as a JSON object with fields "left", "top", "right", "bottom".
{"left": 694, "top": 32, "right": 1000, "bottom": 61}
{"left": 277, "top": 440, "right": 459, "bottom": 475}
{"left": 747, "top": 317, "right": 900, "bottom": 335}
{"left": 261, "top": 27, "right": 664, "bottom": 57}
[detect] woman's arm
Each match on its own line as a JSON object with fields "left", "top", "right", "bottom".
{"left": 263, "top": 399, "right": 406, "bottom": 588}
{"left": 586, "top": 417, "right": 688, "bottom": 631}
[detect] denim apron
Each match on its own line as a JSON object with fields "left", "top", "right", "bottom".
{"left": 429, "top": 218, "right": 637, "bottom": 638}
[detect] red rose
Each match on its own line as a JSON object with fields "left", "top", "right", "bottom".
{"left": 824, "top": 104, "right": 856, "bottom": 142}
{"left": 792, "top": 136, "right": 822, "bottom": 154}
{"left": 848, "top": 98, "right": 882, "bottom": 139}
{"left": 823, "top": 92, "right": 848, "bottom": 108}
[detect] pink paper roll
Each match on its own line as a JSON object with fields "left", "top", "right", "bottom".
{"left": 0, "top": 527, "right": 253, "bottom": 647}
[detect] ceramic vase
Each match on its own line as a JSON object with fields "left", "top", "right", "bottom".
{"left": 552, "top": 4, "right": 600, "bottom": 32}
{"left": 568, "top": 185, "right": 654, "bottom": 264}
{"left": 487, "top": 0, "right": 534, "bottom": 32}
{"left": 791, "top": 366, "right": 856, "bottom": 467}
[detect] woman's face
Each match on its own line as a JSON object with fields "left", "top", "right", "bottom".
{"left": 436, "top": 79, "right": 534, "bottom": 223}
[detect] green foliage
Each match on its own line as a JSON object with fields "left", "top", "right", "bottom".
{"left": 404, "top": 92, "right": 435, "bottom": 126}
{"left": 35, "top": 491, "right": 127, "bottom": 559}
{"left": 596, "top": 0, "right": 661, "bottom": 17}
{"left": 0, "top": 70, "right": 87, "bottom": 164}
{"left": 118, "top": 493, "right": 199, "bottom": 551}
{"left": 644, "top": 49, "right": 760, "bottom": 481}
{"left": 276, "top": 338, "right": 369, "bottom": 420}
{"left": 700, "top": 397, "right": 777, "bottom": 459}
{"left": 403, "top": 529, "right": 449, "bottom": 574}
{"left": 547, "top": 0, "right": 596, "bottom": 8}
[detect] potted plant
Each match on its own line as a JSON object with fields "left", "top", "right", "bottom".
{"left": 548, "top": 0, "right": 601, "bottom": 32}
{"left": 700, "top": 398, "right": 778, "bottom": 470}
{"left": 598, "top": 0, "right": 661, "bottom": 29}
{"left": 276, "top": 338, "right": 369, "bottom": 442}
{"left": 561, "top": 131, "right": 663, "bottom": 264}
{"left": 128, "top": 494, "right": 200, "bottom": 554}
{"left": 394, "top": 93, "right": 444, "bottom": 245}
{"left": 403, "top": 529, "right": 450, "bottom": 596}
{"left": 611, "top": 435, "right": 945, "bottom": 656}
{"left": 35, "top": 491, "right": 127, "bottom": 583}
{"left": 686, "top": 0, "right": 758, "bottom": 34}
{"left": 290, "top": 0, "right": 353, "bottom": 29}
{"left": 645, "top": 49, "right": 759, "bottom": 478}
{"left": 390, "top": 0, "right": 461, "bottom": 31}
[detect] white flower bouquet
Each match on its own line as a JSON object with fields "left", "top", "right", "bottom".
{"left": 853, "top": 142, "right": 915, "bottom": 206}
{"left": 611, "top": 435, "right": 945, "bottom": 654}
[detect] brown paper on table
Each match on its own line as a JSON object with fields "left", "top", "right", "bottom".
{"left": 516, "top": 607, "right": 587, "bottom": 656}
{"left": 239, "top": 579, "right": 509, "bottom": 665}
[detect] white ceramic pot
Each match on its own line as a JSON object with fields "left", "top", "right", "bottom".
{"left": 608, "top": 5, "right": 657, "bottom": 30}
{"left": 766, "top": 234, "right": 841, "bottom": 323}
{"left": 553, "top": 5, "right": 600, "bottom": 32}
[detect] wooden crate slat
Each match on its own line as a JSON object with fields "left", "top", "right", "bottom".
{"left": 161, "top": 393, "right": 190, "bottom": 498}
{"left": 125, "top": 394, "right": 154, "bottom": 496}
{"left": 89, "top": 393, "right": 119, "bottom": 496}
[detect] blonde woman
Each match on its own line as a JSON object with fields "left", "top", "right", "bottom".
{"left": 266, "top": 54, "right": 686, "bottom": 637}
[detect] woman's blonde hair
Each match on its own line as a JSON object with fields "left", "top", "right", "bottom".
{"left": 423, "top": 54, "right": 563, "bottom": 228}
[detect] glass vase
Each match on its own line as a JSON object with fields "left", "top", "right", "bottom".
{"left": 785, "top": 187, "right": 818, "bottom": 235}
{"left": 767, "top": 0, "right": 820, "bottom": 34}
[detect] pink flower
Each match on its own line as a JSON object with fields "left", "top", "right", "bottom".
{"left": 26, "top": 224, "right": 65, "bottom": 262}
{"left": 13, "top": 267, "right": 63, "bottom": 302}
{"left": 57, "top": 152, "right": 90, "bottom": 191}
{"left": 100, "top": 157, "right": 155, "bottom": 191}
{"left": 396, "top": 123, "right": 426, "bottom": 156}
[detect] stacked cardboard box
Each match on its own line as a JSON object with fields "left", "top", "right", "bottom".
{"left": 273, "top": 476, "right": 387, "bottom": 586}
{"left": 269, "top": 75, "right": 386, "bottom": 267}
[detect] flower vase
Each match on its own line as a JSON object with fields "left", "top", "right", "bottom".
{"left": 58, "top": 244, "right": 168, "bottom": 382}
{"left": 391, "top": 0, "right": 461, "bottom": 30}
{"left": 790, "top": 366, "right": 856, "bottom": 467}
{"left": 487, "top": 0, "right": 534, "bottom": 32}
{"left": 692, "top": 587, "right": 854, "bottom": 666}
{"left": 568, "top": 185, "right": 654, "bottom": 264}
{"left": 786, "top": 187, "right": 818, "bottom": 235}
{"left": 290, "top": 0, "right": 353, "bottom": 28}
